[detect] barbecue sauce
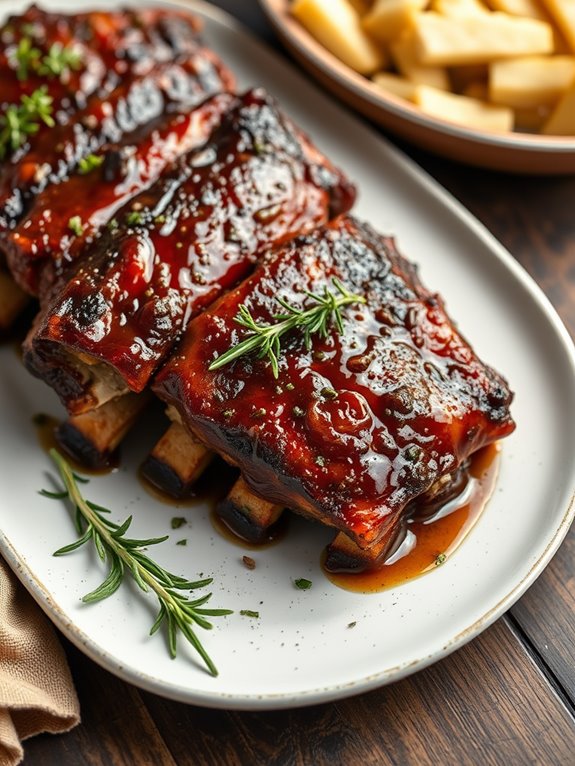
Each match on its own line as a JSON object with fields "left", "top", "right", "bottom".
{"left": 325, "top": 443, "right": 500, "bottom": 593}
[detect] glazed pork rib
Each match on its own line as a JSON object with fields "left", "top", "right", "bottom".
{"left": 23, "top": 88, "right": 356, "bottom": 415}
{"left": 0, "top": 6, "right": 229, "bottom": 232}
{"left": 152, "top": 215, "right": 515, "bottom": 560}
{"left": 5, "top": 91, "right": 236, "bottom": 297}
{"left": 0, "top": 6, "right": 234, "bottom": 323}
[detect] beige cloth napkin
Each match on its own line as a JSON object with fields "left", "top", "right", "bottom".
{"left": 0, "top": 557, "right": 80, "bottom": 766}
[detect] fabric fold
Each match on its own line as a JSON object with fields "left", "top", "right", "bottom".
{"left": 0, "top": 557, "right": 80, "bottom": 766}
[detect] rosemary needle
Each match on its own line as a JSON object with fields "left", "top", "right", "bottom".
{"left": 209, "top": 277, "right": 366, "bottom": 378}
{"left": 40, "top": 449, "right": 232, "bottom": 677}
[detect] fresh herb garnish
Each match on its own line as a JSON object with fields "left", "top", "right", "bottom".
{"left": 67, "top": 215, "right": 83, "bottom": 236}
{"left": 0, "top": 86, "right": 54, "bottom": 158}
{"left": 294, "top": 578, "right": 312, "bottom": 590}
{"left": 37, "top": 41, "right": 82, "bottom": 78}
{"left": 239, "top": 610, "right": 260, "bottom": 619}
{"left": 14, "top": 36, "right": 41, "bottom": 80}
{"left": 78, "top": 153, "right": 104, "bottom": 175}
{"left": 12, "top": 36, "right": 81, "bottom": 80}
{"left": 126, "top": 211, "right": 143, "bottom": 226}
{"left": 176, "top": 539, "right": 187, "bottom": 546}
{"left": 171, "top": 516, "right": 187, "bottom": 530}
{"left": 435, "top": 553, "right": 447, "bottom": 566}
{"left": 40, "top": 449, "right": 232, "bottom": 676}
{"left": 208, "top": 278, "right": 365, "bottom": 379}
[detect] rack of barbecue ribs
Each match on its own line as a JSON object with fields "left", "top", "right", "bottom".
{"left": 151, "top": 216, "right": 515, "bottom": 571}
{"left": 0, "top": 6, "right": 234, "bottom": 230}
{"left": 23, "top": 88, "right": 356, "bottom": 416}
{"left": 0, "top": 5, "right": 235, "bottom": 328}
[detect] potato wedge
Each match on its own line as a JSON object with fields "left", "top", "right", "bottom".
{"left": 372, "top": 71, "right": 418, "bottom": 99}
{"left": 490, "top": 55, "right": 575, "bottom": 108}
{"left": 542, "top": 79, "right": 575, "bottom": 134}
{"left": 412, "top": 11, "right": 554, "bottom": 66}
{"left": 415, "top": 84, "right": 514, "bottom": 130}
{"left": 390, "top": 30, "right": 450, "bottom": 88}
{"left": 363, "top": 0, "right": 427, "bottom": 43}
{"left": 292, "top": 0, "right": 386, "bottom": 73}
{"left": 539, "top": 0, "right": 575, "bottom": 53}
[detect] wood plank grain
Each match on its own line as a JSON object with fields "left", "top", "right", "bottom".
{"left": 22, "top": 640, "right": 177, "bottom": 766}
{"left": 140, "top": 619, "right": 575, "bottom": 766}
{"left": 406, "top": 153, "right": 575, "bottom": 701}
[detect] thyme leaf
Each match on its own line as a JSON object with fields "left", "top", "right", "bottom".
{"left": 209, "top": 278, "right": 366, "bottom": 379}
{"left": 41, "top": 449, "right": 232, "bottom": 676}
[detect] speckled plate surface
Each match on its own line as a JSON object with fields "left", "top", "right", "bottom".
{"left": 1, "top": 0, "right": 575, "bottom": 710}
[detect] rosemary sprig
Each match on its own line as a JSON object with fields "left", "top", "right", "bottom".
{"left": 209, "top": 278, "right": 366, "bottom": 379}
{"left": 41, "top": 449, "right": 232, "bottom": 676}
{"left": 0, "top": 86, "right": 54, "bottom": 158}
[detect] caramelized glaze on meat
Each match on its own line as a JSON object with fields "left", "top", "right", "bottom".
{"left": 24, "top": 89, "right": 356, "bottom": 413}
{"left": 5, "top": 92, "right": 236, "bottom": 296}
{"left": 0, "top": 6, "right": 234, "bottom": 230}
{"left": 154, "top": 216, "right": 515, "bottom": 548}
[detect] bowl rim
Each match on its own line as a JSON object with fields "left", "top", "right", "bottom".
{"left": 260, "top": 0, "right": 575, "bottom": 154}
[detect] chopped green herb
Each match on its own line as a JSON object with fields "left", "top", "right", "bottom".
{"left": 292, "top": 406, "right": 305, "bottom": 418}
{"left": 78, "top": 153, "right": 104, "bottom": 175}
{"left": 176, "top": 539, "right": 187, "bottom": 546}
{"left": 315, "top": 455, "right": 327, "bottom": 467}
{"left": 0, "top": 86, "right": 54, "bottom": 158}
{"left": 321, "top": 387, "right": 338, "bottom": 400}
{"left": 285, "top": 382, "right": 295, "bottom": 391}
{"left": 126, "top": 211, "right": 143, "bottom": 226}
{"left": 171, "top": 516, "right": 187, "bottom": 530}
{"left": 435, "top": 553, "right": 447, "bottom": 567}
{"left": 14, "top": 36, "right": 41, "bottom": 80}
{"left": 240, "top": 610, "right": 260, "bottom": 618}
{"left": 347, "top": 621, "right": 357, "bottom": 629}
{"left": 154, "top": 214, "right": 166, "bottom": 224}
{"left": 37, "top": 42, "right": 82, "bottom": 78}
{"left": 252, "top": 407, "right": 266, "bottom": 418}
{"left": 294, "top": 578, "right": 312, "bottom": 590}
{"left": 67, "top": 216, "right": 83, "bottom": 236}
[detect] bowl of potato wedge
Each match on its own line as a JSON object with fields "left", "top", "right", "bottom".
{"left": 260, "top": 0, "right": 575, "bottom": 173}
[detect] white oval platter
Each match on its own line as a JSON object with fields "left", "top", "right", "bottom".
{"left": 0, "top": 0, "right": 574, "bottom": 710}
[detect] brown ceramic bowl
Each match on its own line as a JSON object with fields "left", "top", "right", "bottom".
{"left": 259, "top": 0, "right": 575, "bottom": 174}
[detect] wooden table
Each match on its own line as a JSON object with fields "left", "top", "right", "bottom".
{"left": 24, "top": 2, "right": 575, "bottom": 763}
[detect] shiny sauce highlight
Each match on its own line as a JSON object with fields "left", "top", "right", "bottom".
{"left": 325, "top": 443, "right": 500, "bottom": 593}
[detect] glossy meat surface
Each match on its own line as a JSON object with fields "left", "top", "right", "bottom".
{"left": 5, "top": 92, "right": 236, "bottom": 296}
{"left": 24, "top": 89, "right": 356, "bottom": 413}
{"left": 154, "top": 216, "right": 515, "bottom": 548}
{"left": 0, "top": 6, "right": 232, "bottom": 230}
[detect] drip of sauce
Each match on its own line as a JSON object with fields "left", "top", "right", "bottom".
{"left": 33, "top": 413, "right": 118, "bottom": 475}
{"left": 325, "top": 443, "right": 500, "bottom": 593}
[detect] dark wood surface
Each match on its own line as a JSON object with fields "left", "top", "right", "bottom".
{"left": 22, "top": 2, "right": 575, "bottom": 764}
